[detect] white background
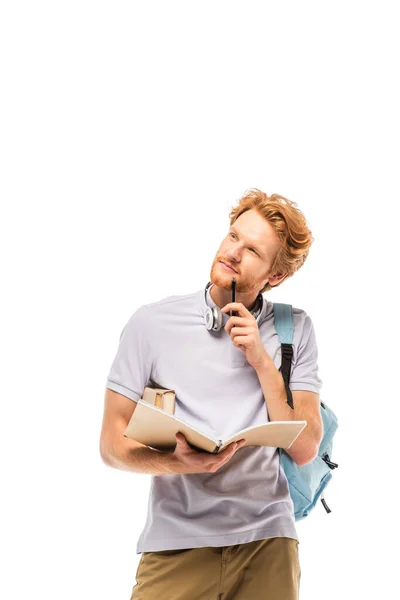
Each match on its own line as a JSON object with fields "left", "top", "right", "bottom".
{"left": 1, "top": 1, "right": 398, "bottom": 598}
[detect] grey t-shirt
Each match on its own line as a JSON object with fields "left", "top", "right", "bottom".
{"left": 106, "top": 284, "right": 323, "bottom": 553}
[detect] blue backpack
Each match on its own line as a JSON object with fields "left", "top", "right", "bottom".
{"left": 273, "top": 303, "right": 339, "bottom": 521}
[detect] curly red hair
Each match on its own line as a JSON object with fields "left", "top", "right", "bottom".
{"left": 229, "top": 188, "right": 314, "bottom": 292}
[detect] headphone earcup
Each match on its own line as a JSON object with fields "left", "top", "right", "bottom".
{"left": 205, "top": 305, "right": 223, "bottom": 332}
{"left": 203, "top": 282, "right": 264, "bottom": 332}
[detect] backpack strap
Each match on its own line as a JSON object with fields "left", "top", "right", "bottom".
{"left": 272, "top": 303, "right": 294, "bottom": 410}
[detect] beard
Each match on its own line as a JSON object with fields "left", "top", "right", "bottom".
{"left": 209, "top": 257, "right": 266, "bottom": 294}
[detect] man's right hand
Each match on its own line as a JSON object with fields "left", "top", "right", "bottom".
{"left": 170, "top": 432, "right": 247, "bottom": 474}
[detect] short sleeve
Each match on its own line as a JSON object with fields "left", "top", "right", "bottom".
{"left": 289, "top": 312, "right": 323, "bottom": 394}
{"left": 105, "top": 305, "right": 153, "bottom": 402}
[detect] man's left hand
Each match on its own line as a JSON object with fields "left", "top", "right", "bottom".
{"left": 221, "top": 302, "right": 269, "bottom": 369}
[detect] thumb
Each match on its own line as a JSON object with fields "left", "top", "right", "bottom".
{"left": 175, "top": 432, "right": 185, "bottom": 443}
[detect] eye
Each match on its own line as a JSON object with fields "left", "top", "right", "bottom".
{"left": 230, "top": 233, "right": 258, "bottom": 256}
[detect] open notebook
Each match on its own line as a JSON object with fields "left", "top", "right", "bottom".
{"left": 124, "top": 399, "right": 307, "bottom": 454}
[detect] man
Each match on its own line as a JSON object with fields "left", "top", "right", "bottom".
{"left": 100, "top": 188, "right": 323, "bottom": 599}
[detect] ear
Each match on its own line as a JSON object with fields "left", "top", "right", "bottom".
{"left": 267, "top": 272, "right": 287, "bottom": 287}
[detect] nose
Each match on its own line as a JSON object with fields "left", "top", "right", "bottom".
{"left": 225, "top": 245, "right": 242, "bottom": 266}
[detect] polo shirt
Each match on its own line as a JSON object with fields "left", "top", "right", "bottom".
{"left": 105, "top": 283, "right": 323, "bottom": 553}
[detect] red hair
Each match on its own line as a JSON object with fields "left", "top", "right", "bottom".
{"left": 229, "top": 188, "right": 314, "bottom": 292}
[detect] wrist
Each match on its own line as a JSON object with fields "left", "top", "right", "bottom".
{"left": 253, "top": 353, "right": 275, "bottom": 375}
{"left": 159, "top": 449, "right": 187, "bottom": 475}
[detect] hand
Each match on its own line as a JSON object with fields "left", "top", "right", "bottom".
{"left": 221, "top": 302, "right": 269, "bottom": 369}
{"left": 171, "top": 432, "right": 247, "bottom": 474}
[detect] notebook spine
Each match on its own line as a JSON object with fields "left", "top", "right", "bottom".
{"left": 212, "top": 440, "right": 223, "bottom": 454}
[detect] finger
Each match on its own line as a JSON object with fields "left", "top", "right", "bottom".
{"left": 219, "top": 439, "right": 246, "bottom": 457}
{"left": 215, "top": 446, "right": 240, "bottom": 467}
{"left": 232, "top": 438, "right": 246, "bottom": 450}
{"left": 218, "top": 441, "right": 238, "bottom": 459}
{"left": 225, "top": 320, "right": 251, "bottom": 334}
{"left": 232, "top": 335, "right": 250, "bottom": 347}
{"left": 230, "top": 326, "right": 253, "bottom": 337}
{"left": 176, "top": 434, "right": 206, "bottom": 455}
{"left": 208, "top": 439, "right": 247, "bottom": 470}
{"left": 221, "top": 303, "right": 249, "bottom": 316}
{"left": 209, "top": 445, "right": 234, "bottom": 466}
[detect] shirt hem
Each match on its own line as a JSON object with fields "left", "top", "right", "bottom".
{"left": 136, "top": 525, "right": 299, "bottom": 554}
{"left": 106, "top": 380, "right": 140, "bottom": 402}
{"left": 288, "top": 383, "right": 321, "bottom": 393}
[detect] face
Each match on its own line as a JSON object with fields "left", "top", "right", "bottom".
{"left": 209, "top": 209, "right": 284, "bottom": 295}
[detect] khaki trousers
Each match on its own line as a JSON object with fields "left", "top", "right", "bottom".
{"left": 130, "top": 537, "right": 301, "bottom": 600}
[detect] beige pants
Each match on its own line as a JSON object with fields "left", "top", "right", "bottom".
{"left": 130, "top": 537, "right": 301, "bottom": 600}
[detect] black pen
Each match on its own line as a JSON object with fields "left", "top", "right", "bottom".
{"left": 231, "top": 277, "right": 238, "bottom": 317}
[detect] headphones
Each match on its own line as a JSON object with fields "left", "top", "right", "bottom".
{"left": 203, "top": 281, "right": 265, "bottom": 332}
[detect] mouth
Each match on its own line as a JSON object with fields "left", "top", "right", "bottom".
{"left": 220, "top": 261, "right": 238, "bottom": 274}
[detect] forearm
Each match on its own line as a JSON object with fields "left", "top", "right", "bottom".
{"left": 102, "top": 443, "right": 177, "bottom": 475}
{"left": 254, "top": 355, "right": 321, "bottom": 453}
{"left": 254, "top": 354, "right": 295, "bottom": 422}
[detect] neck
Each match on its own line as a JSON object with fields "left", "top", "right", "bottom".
{"left": 209, "top": 283, "right": 259, "bottom": 312}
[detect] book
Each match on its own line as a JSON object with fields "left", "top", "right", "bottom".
{"left": 141, "top": 385, "right": 175, "bottom": 414}
{"left": 124, "top": 399, "right": 307, "bottom": 454}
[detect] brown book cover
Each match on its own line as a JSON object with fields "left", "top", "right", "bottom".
{"left": 141, "top": 386, "right": 175, "bottom": 415}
